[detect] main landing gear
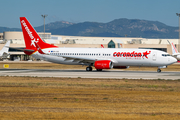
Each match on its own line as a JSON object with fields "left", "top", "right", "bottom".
{"left": 86, "top": 66, "right": 92, "bottom": 71}
{"left": 86, "top": 67, "right": 102, "bottom": 71}
{"left": 157, "top": 69, "right": 161, "bottom": 73}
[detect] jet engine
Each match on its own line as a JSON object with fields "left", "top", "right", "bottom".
{"left": 94, "top": 60, "right": 113, "bottom": 69}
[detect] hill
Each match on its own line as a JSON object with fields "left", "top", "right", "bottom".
{"left": 0, "top": 18, "right": 178, "bottom": 38}
{"left": 48, "top": 18, "right": 179, "bottom": 38}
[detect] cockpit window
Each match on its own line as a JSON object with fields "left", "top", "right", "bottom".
{"left": 162, "top": 54, "right": 171, "bottom": 57}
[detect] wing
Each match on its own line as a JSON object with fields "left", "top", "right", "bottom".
{"left": 61, "top": 55, "right": 96, "bottom": 64}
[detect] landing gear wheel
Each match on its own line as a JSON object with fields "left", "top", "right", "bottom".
{"left": 157, "top": 69, "right": 161, "bottom": 73}
{"left": 86, "top": 67, "right": 92, "bottom": 71}
{"left": 96, "top": 69, "right": 102, "bottom": 71}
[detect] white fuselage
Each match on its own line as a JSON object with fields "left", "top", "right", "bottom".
{"left": 31, "top": 48, "right": 177, "bottom": 67}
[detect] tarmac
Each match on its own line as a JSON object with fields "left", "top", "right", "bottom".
{"left": 0, "top": 69, "right": 180, "bottom": 80}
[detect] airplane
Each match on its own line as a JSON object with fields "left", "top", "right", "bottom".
{"left": 19, "top": 17, "right": 177, "bottom": 73}
{"left": 0, "top": 40, "right": 10, "bottom": 58}
{"left": 167, "top": 40, "right": 180, "bottom": 61}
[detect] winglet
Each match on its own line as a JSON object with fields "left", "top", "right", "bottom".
{"left": 101, "top": 44, "right": 104, "bottom": 48}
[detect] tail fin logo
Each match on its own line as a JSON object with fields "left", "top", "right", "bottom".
{"left": 31, "top": 38, "right": 39, "bottom": 47}
{"left": 142, "top": 51, "right": 151, "bottom": 59}
{"left": 21, "top": 20, "right": 39, "bottom": 47}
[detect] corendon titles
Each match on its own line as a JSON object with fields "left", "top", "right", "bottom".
{"left": 113, "top": 51, "right": 151, "bottom": 59}
{"left": 21, "top": 20, "right": 39, "bottom": 47}
{"left": 21, "top": 20, "right": 34, "bottom": 40}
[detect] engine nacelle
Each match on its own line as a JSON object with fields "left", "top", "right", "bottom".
{"left": 113, "top": 66, "right": 129, "bottom": 69}
{"left": 94, "top": 60, "right": 113, "bottom": 69}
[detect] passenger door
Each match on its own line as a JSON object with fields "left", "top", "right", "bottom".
{"left": 152, "top": 52, "right": 157, "bottom": 61}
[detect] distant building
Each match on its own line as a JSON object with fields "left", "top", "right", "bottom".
{"left": 0, "top": 33, "right": 3, "bottom": 40}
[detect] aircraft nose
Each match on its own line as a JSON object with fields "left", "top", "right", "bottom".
{"left": 171, "top": 57, "right": 177, "bottom": 63}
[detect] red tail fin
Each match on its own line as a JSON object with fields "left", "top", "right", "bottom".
{"left": 20, "top": 17, "right": 57, "bottom": 50}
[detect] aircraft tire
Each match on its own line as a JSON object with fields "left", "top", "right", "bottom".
{"left": 86, "top": 67, "right": 92, "bottom": 71}
{"left": 157, "top": 69, "right": 161, "bottom": 73}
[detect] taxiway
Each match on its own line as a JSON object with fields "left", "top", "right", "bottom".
{"left": 0, "top": 69, "right": 179, "bottom": 80}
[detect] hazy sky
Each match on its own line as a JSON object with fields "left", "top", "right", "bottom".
{"left": 1, "top": 0, "right": 180, "bottom": 28}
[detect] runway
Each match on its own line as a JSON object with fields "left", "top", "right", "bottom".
{"left": 0, "top": 69, "right": 180, "bottom": 80}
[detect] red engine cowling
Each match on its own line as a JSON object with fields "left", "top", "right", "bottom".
{"left": 113, "top": 66, "right": 129, "bottom": 69}
{"left": 94, "top": 60, "right": 113, "bottom": 69}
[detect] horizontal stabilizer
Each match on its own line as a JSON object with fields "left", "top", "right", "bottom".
{"left": 9, "top": 47, "right": 35, "bottom": 52}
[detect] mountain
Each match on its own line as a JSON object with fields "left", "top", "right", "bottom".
{"left": 0, "top": 27, "right": 21, "bottom": 32}
{"left": 48, "top": 18, "right": 179, "bottom": 38}
{"left": 104, "top": 18, "right": 178, "bottom": 38}
{"left": 0, "top": 21, "right": 74, "bottom": 33}
{"left": 0, "top": 18, "right": 179, "bottom": 38}
{"left": 35, "top": 21, "right": 74, "bottom": 32}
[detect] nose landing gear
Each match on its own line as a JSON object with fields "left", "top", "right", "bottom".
{"left": 157, "top": 66, "right": 167, "bottom": 73}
